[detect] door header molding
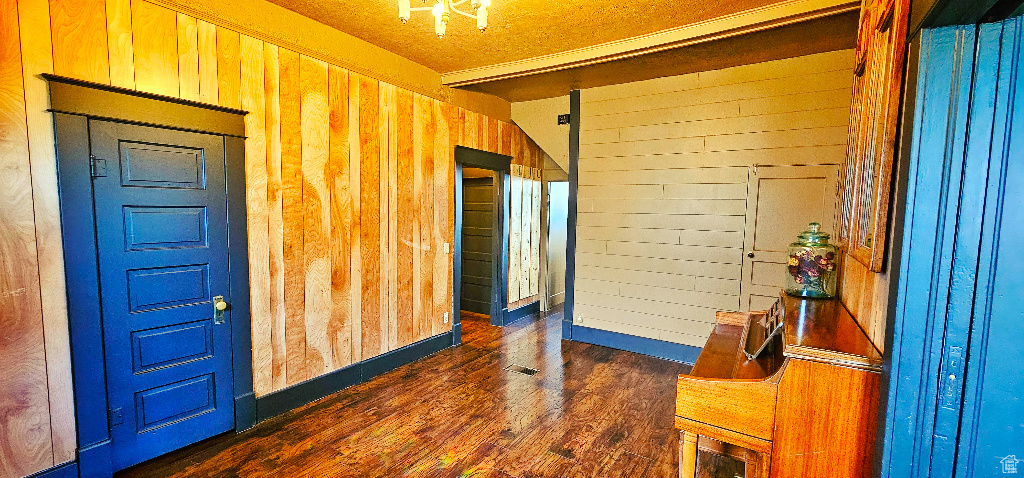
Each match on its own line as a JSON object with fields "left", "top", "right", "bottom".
{"left": 44, "top": 74, "right": 247, "bottom": 138}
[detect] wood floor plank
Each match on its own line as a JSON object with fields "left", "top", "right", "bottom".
{"left": 279, "top": 47, "right": 306, "bottom": 385}
{"left": 300, "top": 54, "right": 332, "bottom": 375}
{"left": 328, "top": 64, "right": 353, "bottom": 369}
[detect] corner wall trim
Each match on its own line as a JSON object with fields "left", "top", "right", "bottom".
{"left": 563, "top": 90, "right": 580, "bottom": 340}
{"left": 570, "top": 325, "right": 702, "bottom": 364}
{"left": 254, "top": 331, "right": 455, "bottom": 423}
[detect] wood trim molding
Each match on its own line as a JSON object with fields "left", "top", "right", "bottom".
{"left": 442, "top": 0, "right": 861, "bottom": 87}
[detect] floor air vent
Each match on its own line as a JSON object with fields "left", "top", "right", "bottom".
{"left": 504, "top": 364, "right": 539, "bottom": 376}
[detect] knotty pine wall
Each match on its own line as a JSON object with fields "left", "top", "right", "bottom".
{"left": 0, "top": 0, "right": 543, "bottom": 475}
{"left": 575, "top": 50, "right": 854, "bottom": 347}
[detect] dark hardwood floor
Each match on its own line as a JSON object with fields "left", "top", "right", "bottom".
{"left": 117, "top": 308, "right": 691, "bottom": 477}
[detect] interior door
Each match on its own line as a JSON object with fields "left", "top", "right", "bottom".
{"left": 740, "top": 164, "right": 840, "bottom": 311}
{"left": 89, "top": 120, "right": 235, "bottom": 470}
{"left": 461, "top": 175, "right": 496, "bottom": 315}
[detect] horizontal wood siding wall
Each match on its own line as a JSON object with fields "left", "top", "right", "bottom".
{"left": 0, "top": 0, "right": 543, "bottom": 475}
{"left": 576, "top": 50, "right": 855, "bottom": 347}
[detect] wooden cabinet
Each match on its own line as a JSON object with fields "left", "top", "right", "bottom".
{"left": 841, "top": 0, "right": 911, "bottom": 271}
{"left": 676, "top": 296, "right": 881, "bottom": 478}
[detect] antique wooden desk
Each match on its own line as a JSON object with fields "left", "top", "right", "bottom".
{"left": 675, "top": 295, "right": 882, "bottom": 478}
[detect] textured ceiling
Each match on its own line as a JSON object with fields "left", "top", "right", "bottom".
{"left": 264, "top": 0, "right": 779, "bottom": 73}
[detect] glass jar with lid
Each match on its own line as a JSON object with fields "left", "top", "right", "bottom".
{"left": 785, "top": 222, "right": 839, "bottom": 298}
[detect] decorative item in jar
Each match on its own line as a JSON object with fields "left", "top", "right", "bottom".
{"left": 785, "top": 222, "right": 838, "bottom": 298}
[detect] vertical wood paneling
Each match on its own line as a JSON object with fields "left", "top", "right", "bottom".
{"left": 19, "top": 0, "right": 75, "bottom": 464}
{"left": 49, "top": 0, "right": 109, "bottom": 84}
{"left": 413, "top": 94, "right": 434, "bottom": 341}
{"left": 216, "top": 26, "right": 240, "bottom": 109}
{"left": 435, "top": 103, "right": 455, "bottom": 334}
{"left": 358, "top": 74, "right": 382, "bottom": 358}
{"left": 130, "top": 0, "right": 178, "bottom": 96}
{"left": 381, "top": 83, "right": 397, "bottom": 352}
{"left": 327, "top": 65, "right": 352, "bottom": 368}
{"left": 240, "top": 34, "right": 271, "bottom": 395}
{"left": 300, "top": 55, "right": 331, "bottom": 375}
{"left": 279, "top": 48, "right": 306, "bottom": 385}
{"left": 0, "top": 1, "right": 54, "bottom": 474}
{"left": 395, "top": 88, "right": 415, "bottom": 348}
{"left": 519, "top": 142, "right": 533, "bottom": 298}
{"left": 348, "top": 73, "right": 363, "bottom": 363}
{"left": 197, "top": 20, "right": 218, "bottom": 104}
{"left": 104, "top": 0, "right": 134, "bottom": 88}
{"left": 508, "top": 152, "right": 522, "bottom": 302}
{"left": 264, "top": 43, "right": 287, "bottom": 389}
{"left": 176, "top": 13, "right": 199, "bottom": 101}
{"left": 530, "top": 165, "right": 542, "bottom": 297}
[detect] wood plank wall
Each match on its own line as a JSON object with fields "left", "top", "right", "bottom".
{"left": 575, "top": 50, "right": 854, "bottom": 347}
{"left": 0, "top": 0, "right": 543, "bottom": 475}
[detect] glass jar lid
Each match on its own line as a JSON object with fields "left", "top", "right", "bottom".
{"left": 795, "top": 222, "right": 831, "bottom": 245}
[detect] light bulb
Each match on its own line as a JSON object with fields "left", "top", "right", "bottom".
{"left": 480, "top": 0, "right": 490, "bottom": 7}
{"left": 471, "top": 0, "right": 480, "bottom": 8}
{"left": 399, "top": 0, "right": 410, "bottom": 23}
{"left": 477, "top": 6, "right": 487, "bottom": 31}
{"left": 432, "top": 0, "right": 443, "bottom": 17}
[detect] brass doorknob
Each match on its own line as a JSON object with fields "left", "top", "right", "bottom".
{"left": 215, "top": 299, "right": 229, "bottom": 311}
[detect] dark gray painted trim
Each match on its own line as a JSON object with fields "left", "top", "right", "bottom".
{"left": 571, "top": 325, "right": 702, "bottom": 364}
{"left": 454, "top": 146, "right": 513, "bottom": 328}
{"left": 44, "top": 74, "right": 247, "bottom": 137}
{"left": 28, "top": 461, "right": 78, "bottom": 478}
{"left": 500, "top": 300, "right": 540, "bottom": 326}
{"left": 563, "top": 90, "right": 580, "bottom": 339}
{"left": 254, "top": 331, "right": 454, "bottom": 422}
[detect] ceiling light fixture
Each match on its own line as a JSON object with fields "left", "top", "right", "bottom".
{"left": 399, "top": 0, "right": 490, "bottom": 38}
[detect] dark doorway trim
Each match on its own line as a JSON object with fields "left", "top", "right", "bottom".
{"left": 454, "top": 146, "right": 512, "bottom": 333}
{"left": 48, "top": 78, "right": 253, "bottom": 478}
{"left": 563, "top": 90, "right": 580, "bottom": 339}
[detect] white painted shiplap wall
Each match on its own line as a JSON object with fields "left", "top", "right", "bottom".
{"left": 575, "top": 49, "right": 855, "bottom": 347}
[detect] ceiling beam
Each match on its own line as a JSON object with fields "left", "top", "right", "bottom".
{"left": 441, "top": 0, "right": 860, "bottom": 87}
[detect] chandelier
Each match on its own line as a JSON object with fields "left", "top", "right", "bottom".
{"left": 399, "top": 0, "right": 491, "bottom": 38}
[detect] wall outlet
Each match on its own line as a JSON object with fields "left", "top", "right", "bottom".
{"left": 443, "top": 242, "right": 450, "bottom": 254}
{"left": 575, "top": 314, "right": 582, "bottom": 323}
{"left": 443, "top": 312, "right": 449, "bottom": 324}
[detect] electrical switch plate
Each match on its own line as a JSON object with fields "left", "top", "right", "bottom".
{"left": 443, "top": 242, "right": 450, "bottom": 254}
{"left": 443, "top": 312, "right": 449, "bottom": 324}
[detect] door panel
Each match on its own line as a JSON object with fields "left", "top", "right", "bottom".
{"left": 461, "top": 176, "right": 495, "bottom": 315}
{"left": 90, "top": 120, "right": 234, "bottom": 471}
{"left": 740, "top": 165, "right": 840, "bottom": 310}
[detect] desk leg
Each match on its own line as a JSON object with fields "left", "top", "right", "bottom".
{"left": 679, "top": 431, "right": 698, "bottom": 478}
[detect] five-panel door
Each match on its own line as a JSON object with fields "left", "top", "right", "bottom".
{"left": 89, "top": 120, "right": 235, "bottom": 471}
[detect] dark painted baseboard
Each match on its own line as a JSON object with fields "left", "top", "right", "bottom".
{"left": 501, "top": 301, "right": 539, "bottom": 326}
{"left": 255, "top": 331, "right": 455, "bottom": 423}
{"left": 234, "top": 392, "right": 256, "bottom": 431}
{"left": 29, "top": 461, "right": 78, "bottom": 478}
{"left": 569, "top": 325, "right": 701, "bottom": 364}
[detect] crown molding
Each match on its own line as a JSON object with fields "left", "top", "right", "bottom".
{"left": 441, "top": 0, "right": 861, "bottom": 87}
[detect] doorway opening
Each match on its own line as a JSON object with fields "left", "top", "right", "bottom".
{"left": 453, "top": 146, "right": 511, "bottom": 332}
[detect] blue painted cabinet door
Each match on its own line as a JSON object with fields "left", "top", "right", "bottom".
{"left": 89, "top": 120, "right": 235, "bottom": 471}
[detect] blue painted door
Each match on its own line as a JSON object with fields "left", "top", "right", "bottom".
{"left": 89, "top": 120, "right": 235, "bottom": 471}
{"left": 955, "top": 18, "right": 1024, "bottom": 477}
